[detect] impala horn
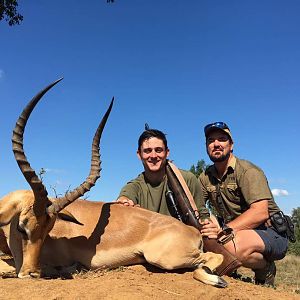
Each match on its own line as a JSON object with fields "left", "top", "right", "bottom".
{"left": 12, "top": 78, "right": 63, "bottom": 216}
{"left": 47, "top": 97, "right": 114, "bottom": 214}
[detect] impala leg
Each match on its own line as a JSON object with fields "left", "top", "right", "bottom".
{"left": 199, "top": 251, "right": 224, "bottom": 271}
{"left": 0, "top": 258, "right": 16, "bottom": 276}
{"left": 193, "top": 252, "right": 228, "bottom": 288}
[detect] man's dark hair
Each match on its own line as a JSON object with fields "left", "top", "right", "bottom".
{"left": 138, "top": 128, "right": 168, "bottom": 151}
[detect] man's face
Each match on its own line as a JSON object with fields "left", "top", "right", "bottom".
{"left": 137, "top": 137, "right": 169, "bottom": 173}
{"left": 206, "top": 129, "right": 233, "bottom": 163}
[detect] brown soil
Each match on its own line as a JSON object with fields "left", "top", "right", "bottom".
{"left": 0, "top": 264, "right": 299, "bottom": 300}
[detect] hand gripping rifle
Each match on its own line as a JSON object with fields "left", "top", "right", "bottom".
{"left": 165, "top": 161, "right": 242, "bottom": 276}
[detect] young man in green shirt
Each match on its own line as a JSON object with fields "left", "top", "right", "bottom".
{"left": 117, "top": 127, "right": 209, "bottom": 219}
{"left": 199, "top": 122, "right": 288, "bottom": 286}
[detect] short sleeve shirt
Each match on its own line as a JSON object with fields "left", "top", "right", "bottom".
{"left": 119, "top": 169, "right": 209, "bottom": 218}
{"left": 199, "top": 156, "right": 280, "bottom": 221}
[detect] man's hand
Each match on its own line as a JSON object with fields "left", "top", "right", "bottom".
{"left": 115, "top": 196, "right": 138, "bottom": 207}
{"left": 200, "top": 218, "right": 221, "bottom": 239}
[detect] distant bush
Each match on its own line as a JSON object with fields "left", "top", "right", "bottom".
{"left": 288, "top": 207, "right": 300, "bottom": 256}
{"left": 287, "top": 226, "right": 300, "bottom": 256}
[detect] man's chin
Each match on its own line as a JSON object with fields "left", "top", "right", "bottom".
{"left": 148, "top": 166, "right": 162, "bottom": 172}
{"left": 146, "top": 163, "right": 163, "bottom": 172}
{"left": 210, "top": 153, "right": 229, "bottom": 162}
{"left": 211, "top": 157, "right": 225, "bottom": 162}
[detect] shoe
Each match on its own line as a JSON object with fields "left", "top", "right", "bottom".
{"left": 229, "top": 270, "right": 242, "bottom": 280}
{"left": 253, "top": 261, "right": 276, "bottom": 287}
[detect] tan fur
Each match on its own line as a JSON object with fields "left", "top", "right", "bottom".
{"left": 0, "top": 190, "right": 227, "bottom": 287}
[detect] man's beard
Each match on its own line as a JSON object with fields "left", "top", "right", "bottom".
{"left": 209, "top": 151, "right": 230, "bottom": 163}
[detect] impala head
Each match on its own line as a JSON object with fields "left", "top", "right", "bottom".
{"left": 1, "top": 79, "right": 113, "bottom": 278}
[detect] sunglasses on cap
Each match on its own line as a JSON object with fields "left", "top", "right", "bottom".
{"left": 204, "top": 122, "right": 229, "bottom": 135}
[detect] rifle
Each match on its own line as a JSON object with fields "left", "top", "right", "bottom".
{"left": 165, "top": 162, "right": 241, "bottom": 276}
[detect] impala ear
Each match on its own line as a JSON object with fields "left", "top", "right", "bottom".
{"left": 57, "top": 209, "right": 83, "bottom": 226}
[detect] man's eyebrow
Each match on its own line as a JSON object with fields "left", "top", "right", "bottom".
{"left": 142, "top": 147, "right": 165, "bottom": 151}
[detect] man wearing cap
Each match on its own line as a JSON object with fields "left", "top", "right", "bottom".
{"left": 199, "top": 122, "right": 288, "bottom": 286}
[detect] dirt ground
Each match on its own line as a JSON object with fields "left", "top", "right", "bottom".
{"left": 0, "top": 263, "right": 299, "bottom": 300}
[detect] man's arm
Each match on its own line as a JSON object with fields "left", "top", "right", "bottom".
{"left": 227, "top": 167, "right": 272, "bottom": 231}
{"left": 226, "top": 199, "right": 269, "bottom": 231}
{"left": 116, "top": 179, "right": 141, "bottom": 207}
{"left": 200, "top": 200, "right": 269, "bottom": 238}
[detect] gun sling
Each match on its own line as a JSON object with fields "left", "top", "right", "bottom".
{"left": 165, "top": 161, "right": 242, "bottom": 276}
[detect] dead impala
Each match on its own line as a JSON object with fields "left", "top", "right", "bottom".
{"left": 0, "top": 79, "right": 227, "bottom": 288}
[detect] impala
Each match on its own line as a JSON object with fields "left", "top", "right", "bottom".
{"left": 0, "top": 79, "right": 227, "bottom": 288}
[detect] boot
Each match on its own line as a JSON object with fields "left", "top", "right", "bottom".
{"left": 253, "top": 261, "right": 276, "bottom": 287}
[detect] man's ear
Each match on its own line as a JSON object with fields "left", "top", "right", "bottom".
{"left": 166, "top": 148, "right": 170, "bottom": 157}
{"left": 137, "top": 149, "right": 142, "bottom": 160}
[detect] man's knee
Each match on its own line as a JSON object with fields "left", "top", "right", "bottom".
{"left": 224, "top": 232, "right": 265, "bottom": 263}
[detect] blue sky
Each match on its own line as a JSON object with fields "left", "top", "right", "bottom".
{"left": 1, "top": 1, "right": 299, "bottom": 214}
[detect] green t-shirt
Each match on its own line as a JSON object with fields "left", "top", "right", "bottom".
{"left": 199, "top": 156, "right": 280, "bottom": 222}
{"left": 119, "top": 169, "right": 209, "bottom": 219}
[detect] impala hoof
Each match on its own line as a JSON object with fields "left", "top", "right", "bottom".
{"left": 1, "top": 271, "right": 17, "bottom": 278}
{"left": 18, "top": 271, "right": 41, "bottom": 278}
{"left": 215, "top": 276, "right": 228, "bottom": 288}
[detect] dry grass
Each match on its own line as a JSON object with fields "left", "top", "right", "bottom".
{"left": 276, "top": 255, "right": 300, "bottom": 294}
{"left": 73, "top": 265, "right": 127, "bottom": 279}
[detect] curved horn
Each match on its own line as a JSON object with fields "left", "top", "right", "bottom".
{"left": 12, "top": 78, "right": 63, "bottom": 216}
{"left": 47, "top": 97, "right": 114, "bottom": 214}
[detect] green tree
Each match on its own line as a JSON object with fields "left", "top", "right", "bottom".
{"left": 0, "top": 1, "right": 115, "bottom": 26}
{"left": 288, "top": 207, "right": 300, "bottom": 256}
{"left": 0, "top": 0, "right": 23, "bottom": 26}
{"left": 189, "top": 159, "right": 208, "bottom": 178}
{"left": 291, "top": 207, "right": 300, "bottom": 227}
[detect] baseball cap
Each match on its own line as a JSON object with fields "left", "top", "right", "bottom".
{"left": 204, "top": 122, "right": 233, "bottom": 141}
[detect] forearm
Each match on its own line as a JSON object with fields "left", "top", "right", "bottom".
{"left": 227, "top": 200, "right": 269, "bottom": 232}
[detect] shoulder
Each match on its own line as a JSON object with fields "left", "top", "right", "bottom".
{"left": 234, "top": 157, "right": 270, "bottom": 188}
{"left": 199, "top": 164, "right": 213, "bottom": 180}
{"left": 123, "top": 173, "right": 145, "bottom": 187}
{"left": 179, "top": 169, "right": 198, "bottom": 182}
{"left": 235, "top": 157, "right": 265, "bottom": 175}
{"left": 119, "top": 173, "right": 146, "bottom": 198}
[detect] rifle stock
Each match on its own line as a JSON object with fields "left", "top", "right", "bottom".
{"left": 165, "top": 163, "right": 241, "bottom": 276}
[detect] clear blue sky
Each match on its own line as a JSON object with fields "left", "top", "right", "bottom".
{"left": 1, "top": 1, "right": 299, "bottom": 214}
